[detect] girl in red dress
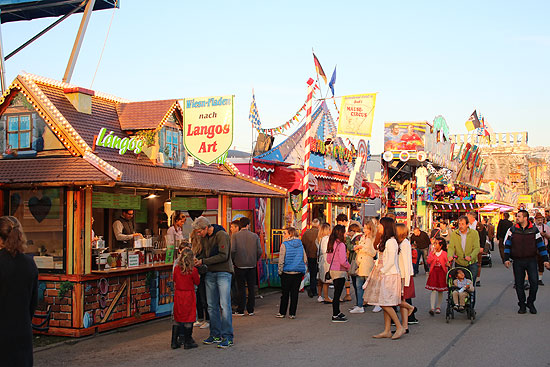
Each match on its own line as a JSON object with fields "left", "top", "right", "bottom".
{"left": 425, "top": 237, "right": 448, "bottom": 316}
{"left": 172, "top": 248, "right": 200, "bottom": 349}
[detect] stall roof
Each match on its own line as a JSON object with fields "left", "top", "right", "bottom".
{"left": 0, "top": 73, "right": 286, "bottom": 198}
{"left": 0, "top": 157, "right": 111, "bottom": 184}
{"left": 116, "top": 100, "right": 182, "bottom": 131}
{"left": 430, "top": 202, "right": 483, "bottom": 212}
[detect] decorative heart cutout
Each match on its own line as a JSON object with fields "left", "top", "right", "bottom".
{"left": 28, "top": 196, "right": 52, "bottom": 223}
{"left": 10, "top": 194, "right": 21, "bottom": 215}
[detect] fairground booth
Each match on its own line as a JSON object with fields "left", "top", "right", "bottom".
{"left": 252, "top": 101, "right": 381, "bottom": 285}
{"left": 0, "top": 74, "right": 286, "bottom": 337}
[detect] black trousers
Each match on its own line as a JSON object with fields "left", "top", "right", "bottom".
{"left": 513, "top": 258, "right": 539, "bottom": 306}
{"left": 235, "top": 267, "right": 257, "bottom": 313}
{"left": 307, "top": 257, "right": 318, "bottom": 296}
{"left": 279, "top": 272, "right": 303, "bottom": 316}
{"left": 332, "top": 277, "right": 346, "bottom": 316}
{"left": 196, "top": 273, "right": 209, "bottom": 321}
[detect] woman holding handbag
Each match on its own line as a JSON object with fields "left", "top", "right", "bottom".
{"left": 316, "top": 223, "right": 333, "bottom": 303}
{"left": 326, "top": 225, "right": 350, "bottom": 323}
{"left": 350, "top": 219, "right": 378, "bottom": 313}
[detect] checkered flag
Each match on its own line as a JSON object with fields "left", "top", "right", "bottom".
{"left": 249, "top": 93, "right": 262, "bottom": 130}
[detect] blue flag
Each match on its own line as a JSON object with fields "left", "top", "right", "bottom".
{"left": 329, "top": 66, "right": 337, "bottom": 96}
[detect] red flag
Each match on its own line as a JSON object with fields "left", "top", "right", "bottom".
{"left": 313, "top": 52, "right": 327, "bottom": 84}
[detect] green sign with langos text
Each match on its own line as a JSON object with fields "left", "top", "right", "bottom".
{"left": 95, "top": 128, "right": 144, "bottom": 155}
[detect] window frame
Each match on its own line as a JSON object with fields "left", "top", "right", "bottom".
{"left": 5, "top": 113, "right": 33, "bottom": 150}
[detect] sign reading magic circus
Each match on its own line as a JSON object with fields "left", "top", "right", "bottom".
{"left": 182, "top": 95, "right": 234, "bottom": 165}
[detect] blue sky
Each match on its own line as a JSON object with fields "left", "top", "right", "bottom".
{"left": 2, "top": 0, "right": 549, "bottom": 154}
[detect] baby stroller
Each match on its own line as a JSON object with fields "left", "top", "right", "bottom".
{"left": 445, "top": 267, "right": 476, "bottom": 324}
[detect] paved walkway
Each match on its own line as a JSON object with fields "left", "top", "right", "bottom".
{"left": 35, "top": 257, "right": 550, "bottom": 367}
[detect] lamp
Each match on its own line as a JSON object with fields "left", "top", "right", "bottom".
{"left": 145, "top": 192, "right": 159, "bottom": 199}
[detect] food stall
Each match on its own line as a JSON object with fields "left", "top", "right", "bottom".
{"left": 0, "top": 73, "right": 286, "bottom": 337}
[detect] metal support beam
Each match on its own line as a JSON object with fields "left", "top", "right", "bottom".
{"left": 0, "top": 11, "right": 7, "bottom": 93}
{"left": 63, "top": 0, "right": 96, "bottom": 83}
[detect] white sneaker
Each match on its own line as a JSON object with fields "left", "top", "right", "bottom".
{"left": 317, "top": 296, "right": 324, "bottom": 303}
{"left": 199, "top": 321, "right": 210, "bottom": 329}
{"left": 372, "top": 305, "right": 382, "bottom": 313}
{"left": 349, "top": 306, "right": 365, "bottom": 314}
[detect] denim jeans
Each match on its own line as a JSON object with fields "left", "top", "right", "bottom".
{"left": 355, "top": 276, "right": 366, "bottom": 307}
{"left": 205, "top": 272, "right": 233, "bottom": 340}
{"left": 513, "top": 258, "right": 539, "bottom": 306}
{"left": 415, "top": 248, "right": 429, "bottom": 274}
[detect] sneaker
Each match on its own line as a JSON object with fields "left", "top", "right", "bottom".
{"left": 518, "top": 305, "right": 527, "bottom": 314}
{"left": 408, "top": 316, "right": 419, "bottom": 325}
{"left": 372, "top": 305, "right": 382, "bottom": 313}
{"left": 527, "top": 304, "right": 537, "bottom": 314}
{"left": 538, "top": 280, "right": 544, "bottom": 286}
{"left": 200, "top": 321, "right": 210, "bottom": 329}
{"left": 203, "top": 336, "right": 222, "bottom": 344}
{"left": 317, "top": 296, "right": 324, "bottom": 303}
{"left": 289, "top": 315, "right": 296, "bottom": 319}
{"left": 233, "top": 312, "right": 245, "bottom": 316}
{"left": 349, "top": 306, "right": 365, "bottom": 314}
{"left": 307, "top": 289, "right": 314, "bottom": 298}
{"left": 217, "top": 339, "right": 233, "bottom": 349}
{"left": 275, "top": 313, "right": 285, "bottom": 318}
{"left": 332, "top": 314, "right": 348, "bottom": 323}
{"left": 193, "top": 320, "right": 203, "bottom": 327}
{"left": 248, "top": 312, "right": 255, "bottom": 316}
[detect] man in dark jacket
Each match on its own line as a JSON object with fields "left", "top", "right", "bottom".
{"left": 411, "top": 227, "right": 430, "bottom": 275}
{"left": 231, "top": 217, "right": 261, "bottom": 316}
{"left": 497, "top": 212, "right": 513, "bottom": 263}
{"left": 193, "top": 216, "right": 234, "bottom": 349}
{"left": 504, "top": 210, "right": 550, "bottom": 314}
{"left": 301, "top": 218, "right": 320, "bottom": 298}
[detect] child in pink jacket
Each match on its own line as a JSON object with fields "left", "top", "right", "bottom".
{"left": 425, "top": 237, "right": 448, "bottom": 315}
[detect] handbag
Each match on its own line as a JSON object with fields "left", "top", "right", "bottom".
{"left": 324, "top": 243, "right": 339, "bottom": 281}
{"left": 349, "top": 259, "right": 358, "bottom": 276}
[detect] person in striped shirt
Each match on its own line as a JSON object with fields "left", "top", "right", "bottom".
{"left": 504, "top": 209, "right": 550, "bottom": 314}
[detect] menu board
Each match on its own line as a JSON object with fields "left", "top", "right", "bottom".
{"left": 171, "top": 197, "right": 206, "bottom": 211}
{"left": 92, "top": 192, "right": 141, "bottom": 210}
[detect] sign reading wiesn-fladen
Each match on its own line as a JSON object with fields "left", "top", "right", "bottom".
{"left": 182, "top": 95, "right": 234, "bottom": 165}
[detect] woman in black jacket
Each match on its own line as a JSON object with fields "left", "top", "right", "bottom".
{"left": 0, "top": 216, "right": 38, "bottom": 367}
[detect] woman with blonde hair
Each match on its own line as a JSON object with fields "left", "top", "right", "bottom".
{"left": 349, "top": 218, "right": 378, "bottom": 313}
{"left": 395, "top": 223, "right": 415, "bottom": 333}
{"left": 316, "top": 223, "right": 332, "bottom": 303}
{"left": 0, "top": 216, "right": 38, "bottom": 366}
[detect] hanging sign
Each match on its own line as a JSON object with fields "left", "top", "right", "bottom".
{"left": 337, "top": 94, "right": 377, "bottom": 137}
{"left": 95, "top": 128, "right": 144, "bottom": 155}
{"left": 171, "top": 197, "right": 207, "bottom": 211}
{"left": 183, "top": 95, "right": 234, "bottom": 165}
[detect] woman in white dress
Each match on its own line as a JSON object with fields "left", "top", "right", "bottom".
{"left": 363, "top": 217, "right": 405, "bottom": 340}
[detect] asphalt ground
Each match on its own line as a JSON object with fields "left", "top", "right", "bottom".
{"left": 34, "top": 255, "right": 550, "bottom": 367}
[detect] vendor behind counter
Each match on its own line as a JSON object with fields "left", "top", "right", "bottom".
{"left": 113, "top": 209, "right": 143, "bottom": 250}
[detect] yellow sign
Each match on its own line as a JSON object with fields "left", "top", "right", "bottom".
{"left": 518, "top": 195, "right": 532, "bottom": 204}
{"left": 337, "top": 93, "right": 376, "bottom": 137}
{"left": 183, "top": 95, "right": 234, "bottom": 165}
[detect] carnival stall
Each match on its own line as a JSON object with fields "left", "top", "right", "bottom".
{"left": 0, "top": 73, "right": 286, "bottom": 337}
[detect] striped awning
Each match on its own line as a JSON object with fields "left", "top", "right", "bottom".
{"left": 431, "top": 202, "right": 483, "bottom": 212}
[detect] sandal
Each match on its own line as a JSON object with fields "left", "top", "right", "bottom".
{"left": 429, "top": 309, "right": 435, "bottom": 316}
{"left": 435, "top": 308, "right": 441, "bottom": 314}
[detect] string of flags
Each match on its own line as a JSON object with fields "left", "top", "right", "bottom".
{"left": 249, "top": 83, "right": 320, "bottom": 136}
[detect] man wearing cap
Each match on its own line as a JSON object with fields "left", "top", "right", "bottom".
{"left": 534, "top": 212, "right": 550, "bottom": 285}
{"left": 504, "top": 209, "right": 550, "bottom": 314}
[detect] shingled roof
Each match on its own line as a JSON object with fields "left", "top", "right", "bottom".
{"left": 0, "top": 74, "right": 287, "bottom": 197}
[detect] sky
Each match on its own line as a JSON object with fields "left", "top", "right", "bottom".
{"left": 2, "top": 0, "right": 549, "bottom": 154}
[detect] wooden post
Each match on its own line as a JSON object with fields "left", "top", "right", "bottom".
{"left": 84, "top": 187, "right": 92, "bottom": 274}
{"left": 66, "top": 190, "right": 74, "bottom": 275}
{"left": 73, "top": 189, "right": 84, "bottom": 275}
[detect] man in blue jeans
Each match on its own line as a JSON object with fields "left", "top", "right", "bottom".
{"left": 193, "top": 216, "right": 234, "bottom": 349}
